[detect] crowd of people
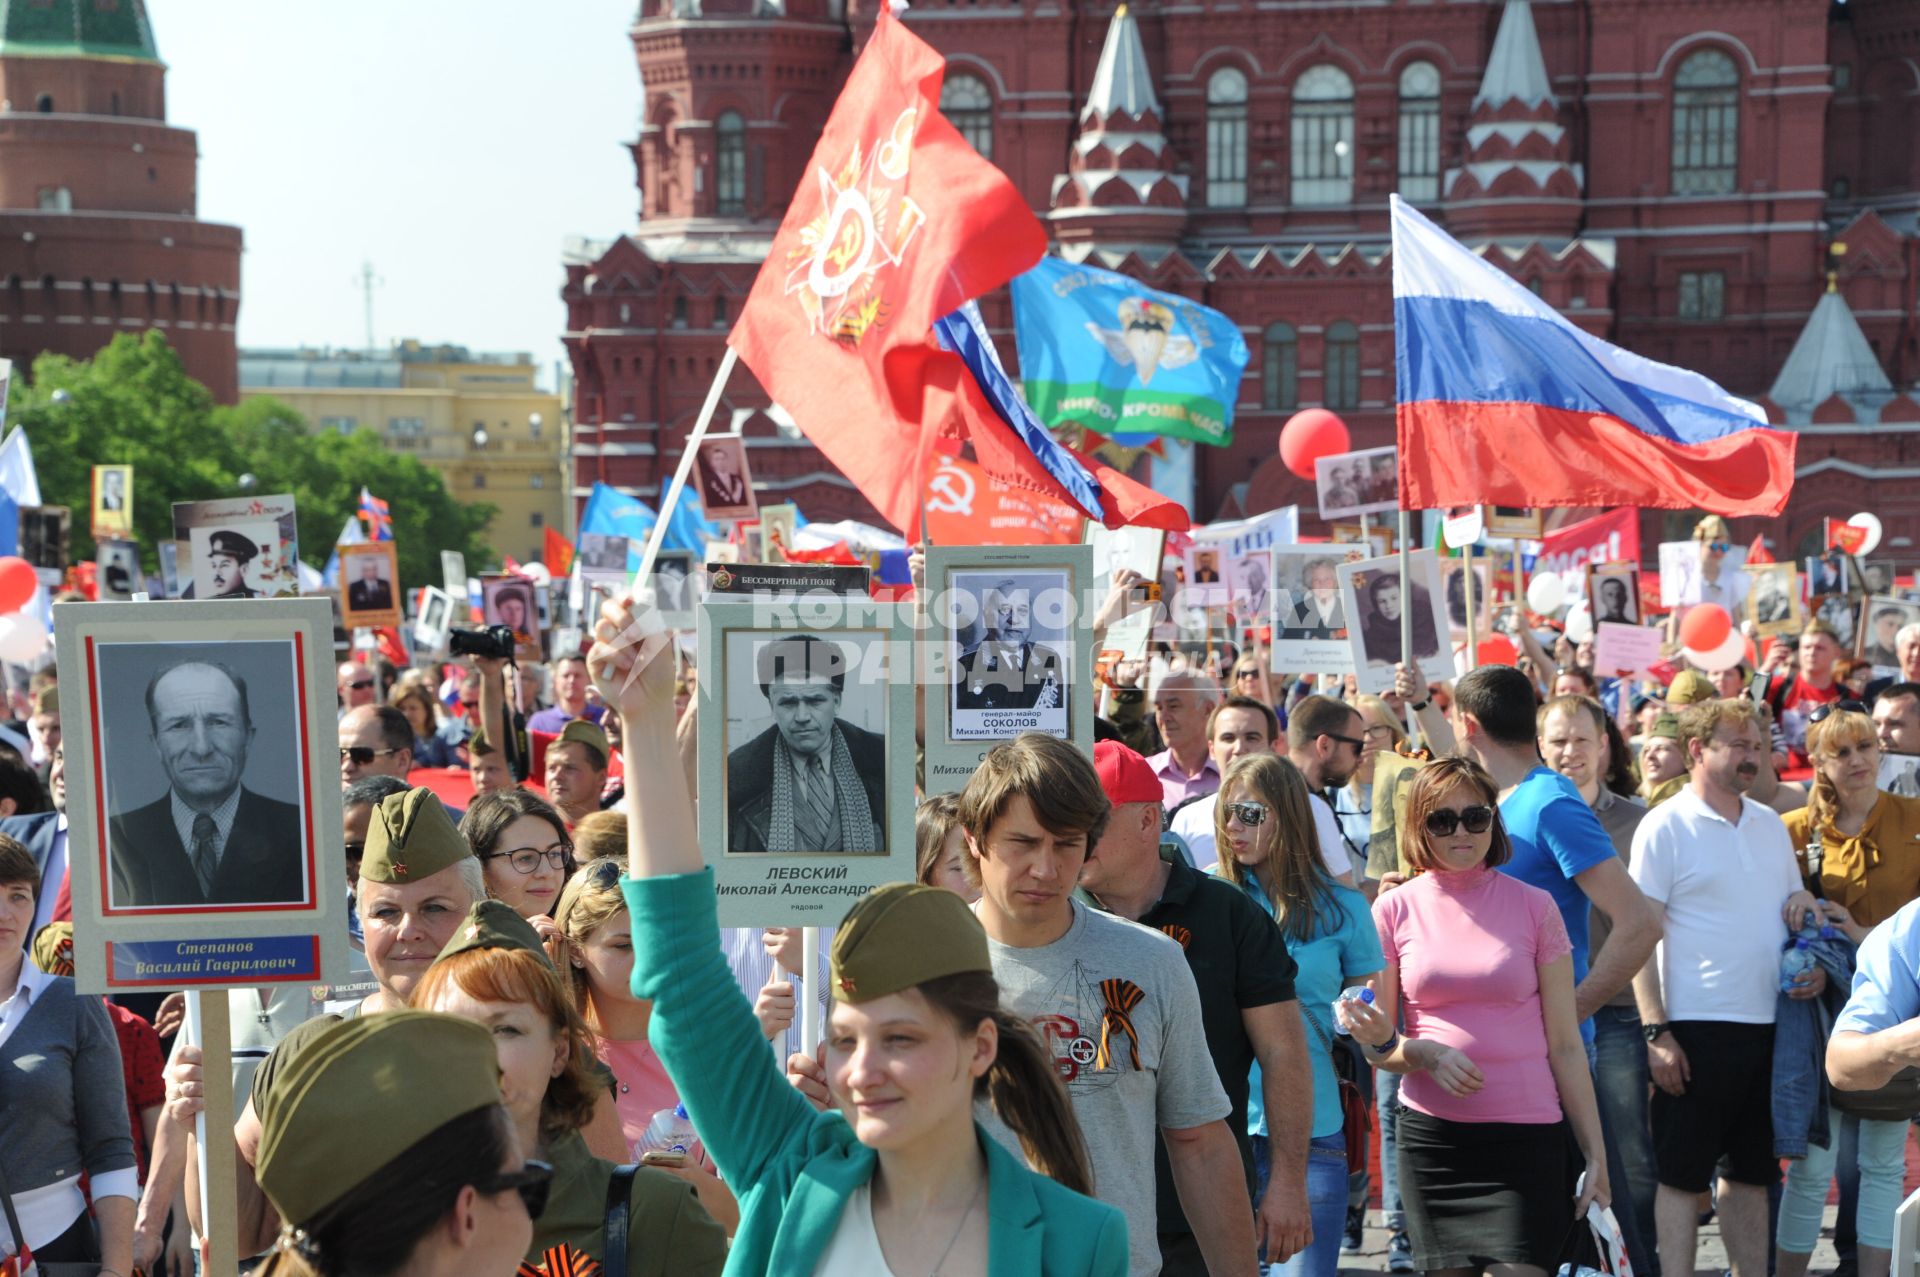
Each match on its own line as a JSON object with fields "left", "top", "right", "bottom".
{"left": 6, "top": 527, "right": 1920, "bottom": 1277}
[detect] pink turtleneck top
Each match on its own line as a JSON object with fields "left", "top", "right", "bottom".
{"left": 1372, "top": 864, "right": 1572, "bottom": 1124}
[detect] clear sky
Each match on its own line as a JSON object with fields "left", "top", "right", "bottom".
{"left": 156, "top": 0, "right": 645, "bottom": 388}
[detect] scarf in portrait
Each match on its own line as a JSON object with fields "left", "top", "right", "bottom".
{"left": 768, "top": 724, "right": 878, "bottom": 854}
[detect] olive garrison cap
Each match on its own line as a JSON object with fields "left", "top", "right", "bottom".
{"left": 829, "top": 882, "right": 991, "bottom": 1004}
{"left": 31, "top": 686, "right": 55, "bottom": 716}
{"left": 254, "top": 1010, "right": 502, "bottom": 1227}
{"left": 207, "top": 529, "right": 258, "bottom": 562}
{"left": 1648, "top": 713, "right": 1684, "bottom": 742}
{"left": 468, "top": 726, "right": 498, "bottom": 758}
{"left": 556, "top": 718, "right": 610, "bottom": 763}
{"left": 435, "top": 898, "right": 555, "bottom": 970}
{"left": 360, "top": 787, "right": 472, "bottom": 885}
{"left": 1666, "top": 670, "right": 1717, "bottom": 707}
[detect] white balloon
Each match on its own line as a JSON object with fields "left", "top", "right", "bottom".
{"left": 1525, "top": 573, "right": 1567, "bottom": 615}
{"left": 0, "top": 612, "right": 48, "bottom": 665}
{"left": 1847, "top": 512, "right": 1884, "bottom": 558}
{"left": 522, "top": 563, "right": 553, "bottom": 589}
{"left": 1564, "top": 602, "right": 1595, "bottom": 644}
{"left": 1683, "top": 628, "right": 1747, "bottom": 673}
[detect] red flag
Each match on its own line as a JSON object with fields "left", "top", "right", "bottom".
{"left": 543, "top": 528, "right": 575, "bottom": 578}
{"left": 923, "top": 453, "right": 1084, "bottom": 545}
{"left": 1825, "top": 518, "right": 1867, "bottom": 556}
{"left": 727, "top": 9, "right": 1047, "bottom": 538}
{"left": 1745, "top": 535, "right": 1774, "bottom": 566}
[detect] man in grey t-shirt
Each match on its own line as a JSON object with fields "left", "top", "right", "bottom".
{"left": 959, "top": 734, "right": 1256, "bottom": 1277}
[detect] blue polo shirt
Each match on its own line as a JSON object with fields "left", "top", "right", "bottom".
{"left": 1837, "top": 896, "right": 1920, "bottom": 1035}
{"left": 1498, "top": 767, "right": 1618, "bottom": 1039}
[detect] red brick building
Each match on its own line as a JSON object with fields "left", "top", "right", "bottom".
{"left": 0, "top": 0, "right": 241, "bottom": 401}
{"left": 562, "top": 0, "right": 1920, "bottom": 565}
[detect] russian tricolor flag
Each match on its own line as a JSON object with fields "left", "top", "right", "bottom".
{"left": 1390, "top": 195, "right": 1796, "bottom": 517}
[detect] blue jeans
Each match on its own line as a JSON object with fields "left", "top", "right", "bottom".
{"left": 1376, "top": 1067, "right": 1404, "bottom": 1229}
{"left": 1254, "top": 1132, "right": 1349, "bottom": 1277}
{"left": 1777, "top": 1108, "right": 1907, "bottom": 1253}
{"left": 1592, "top": 1006, "right": 1660, "bottom": 1277}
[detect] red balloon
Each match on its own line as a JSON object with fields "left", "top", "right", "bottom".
{"left": 1678, "top": 603, "right": 1732, "bottom": 653}
{"left": 0, "top": 557, "right": 35, "bottom": 613}
{"left": 1475, "top": 636, "right": 1519, "bottom": 667}
{"left": 1277, "top": 409, "right": 1351, "bottom": 481}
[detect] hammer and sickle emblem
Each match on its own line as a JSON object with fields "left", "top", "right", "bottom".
{"left": 924, "top": 459, "right": 976, "bottom": 517}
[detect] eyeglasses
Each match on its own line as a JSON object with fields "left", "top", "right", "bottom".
{"left": 346, "top": 679, "right": 375, "bottom": 691}
{"left": 1224, "top": 801, "right": 1269, "bottom": 827}
{"left": 340, "top": 746, "right": 404, "bottom": 766}
{"left": 474, "top": 1159, "right": 553, "bottom": 1219}
{"left": 1234, "top": 668, "right": 1264, "bottom": 681}
{"left": 1323, "top": 732, "right": 1365, "bottom": 751}
{"left": 1809, "top": 700, "right": 1869, "bottom": 725}
{"left": 343, "top": 840, "right": 365, "bottom": 862}
{"left": 1362, "top": 724, "right": 1397, "bottom": 742}
{"left": 1423, "top": 805, "right": 1496, "bottom": 837}
{"left": 486, "top": 843, "right": 575, "bottom": 875}
{"left": 1707, "top": 542, "right": 1731, "bottom": 553}
{"left": 586, "top": 858, "right": 623, "bottom": 889}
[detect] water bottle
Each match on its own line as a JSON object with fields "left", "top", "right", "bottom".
{"left": 1333, "top": 985, "right": 1374, "bottom": 1036}
{"left": 639, "top": 1102, "right": 696, "bottom": 1160}
{"left": 1779, "top": 938, "right": 1816, "bottom": 993}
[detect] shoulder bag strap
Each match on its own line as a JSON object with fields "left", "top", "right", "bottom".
{"left": 0, "top": 1151, "right": 27, "bottom": 1266}
{"left": 603, "top": 1163, "right": 640, "bottom": 1277}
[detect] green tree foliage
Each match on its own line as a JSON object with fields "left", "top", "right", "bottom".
{"left": 9, "top": 333, "right": 496, "bottom": 591}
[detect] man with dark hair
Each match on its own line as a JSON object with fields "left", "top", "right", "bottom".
{"left": 1864, "top": 606, "right": 1907, "bottom": 668}
{"left": 1873, "top": 682, "right": 1920, "bottom": 799}
{"left": 338, "top": 704, "right": 414, "bottom": 785}
{"left": 1169, "top": 695, "right": 1280, "bottom": 867}
{"left": 1283, "top": 695, "right": 1365, "bottom": 884}
{"left": 110, "top": 660, "right": 305, "bottom": 907}
{"left": 958, "top": 733, "right": 1258, "bottom": 1277}
{"left": 726, "top": 633, "right": 884, "bottom": 853}
{"left": 205, "top": 530, "right": 259, "bottom": 599}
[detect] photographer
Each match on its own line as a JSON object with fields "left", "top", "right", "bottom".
{"left": 460, "top": 625, "right": 533, "bottom": 787}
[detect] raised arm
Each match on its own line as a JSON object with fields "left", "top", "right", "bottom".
{"left": 590, "top": 592, "right": 701, "bottom": 878}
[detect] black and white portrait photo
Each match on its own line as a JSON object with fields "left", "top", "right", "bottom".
{"left": 482, "top": 575, "right": 543, "bottom": 660}
{"left": 174, "top": 495, "right": 301, "bottom": 600}
{"left": 948, "top": 571, "right": 1070, "bottom": 741}
{"left": 95, "top": 540, "right": 142, "bottom": 603}
{"left": 1862, "top": 598, "right": 1920, "bottom": 668}
{"left": 1589, "top": 569, "right": 1639, "bottom": 626}
{"left": 19, "top": 505, "right": 70, "bottom": 574}
{"left": 1083, "top": 524, "right": 1164, "bottom": 661}
{"left": 96, "top": 642, "right": 312, "bottom": 911}
{"left": 578, "top": 533, "right": 630, "bottom": 572}
{"left": 1230, "top": 550, "right": 1270, "bottom": 624}
{"left": 413, "top": 586, "right": 454, "bottom": 653}
{"left": 650, "top": 551, "right": 697, "bottom": 624}
{"left": 1747, "top": 564, "right": 1800, "bottom": 637}
{"left": 1271, "top": 547, "right": 1358, "bottom": 672}
{"left": 340, "top": 544, "right": 399, "bottom": 628}
{"left": 1859, "top": 560, "right": 1894, "bottom": 597}
{"left": 695, "top": 434, "right": 757, "bottom": 522}
{"left": 1806, "top": 552, "right": 1849, "bottom": 598}
{"left": 1338, "top": 550, "right": 1450, "bottom": 694}
{"left": 1315, "top": 446, "right": 1398, "bottom": 521}
{"left": 1817, "top": 592, "right": 1857, "bottom": 649}
{"left": 92, "top": 465, "right": 133, "bottom": 542}
{"left": 724, "top": 631, "right": 887, "bottom": 854}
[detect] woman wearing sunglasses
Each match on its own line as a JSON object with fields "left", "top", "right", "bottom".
{"left": 586, "top": 593, "right": 1127, "bottom": 1276}
{"left": 1338, "top": 757, "right": 1608, "bottom": 1277}
{"left": 1774, "top": 704, "right": 1920, "bottom": 1277}
{"left": 413, "top": 901, "right": 729, "bottom": 1277}
{"left": 250, "top": 1010, "right": 549, "bottom": 1277}
{"left": 1213, "top": 754, "right": 1383, "bottom": 1277}
{"left": 462, "top": 789, "right": 576, "bottom": 922}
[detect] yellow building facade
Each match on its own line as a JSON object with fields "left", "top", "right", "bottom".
{"left": 238, "top": 341, "right": 567, "bottom": 564}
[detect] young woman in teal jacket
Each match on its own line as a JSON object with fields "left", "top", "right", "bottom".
{"left": 591, "top": 592, "right": 1129, "bottom": 1277}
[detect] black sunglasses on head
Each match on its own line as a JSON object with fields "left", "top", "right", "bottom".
{"left": 1809, "top": 700, "right": 1869, "bottom": 725}
{"left": 1423, "top": 805, "right": 1496, "bottom": 837}
{"left": 475, "top": 1159, "right": 552, "bottom": 1219}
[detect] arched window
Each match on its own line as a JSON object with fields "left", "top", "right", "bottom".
{"left": 672, "top": 295, "right": 689, "bottom": 327}
{"left": 1397, "top": 61, "right": 1442, "bottom": 202}
{"left": 715, "top": 111, "right": 746, "bottom": 216}
{"left": 1262, "top": 323, "right": 1298, "bottom": 412}
{"left": 33, "top": 94, "right": 51, "bottom": 113}
{"left": 1324, "top": 321, "right": 1360, "bottom": 410}
{"left": 1292, "top": 65, "right": 1354, "bottom": 206}
{"left": 1206, "top": 68, "right": 1249, "bottom": 208}
{"left": 713, "top": 294, "right": 729, "bottom": 327}
{"left": 941, "top": 73, "right": 994, "bottom": 160}
{"left": 1672, "top": 49, "right": 1739, "bottom": 195}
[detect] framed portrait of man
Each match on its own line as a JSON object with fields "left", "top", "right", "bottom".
{"left": 1482, "top": 507, "right": 1545, "bottom": 540}
{"left": 759, "top": 504, "right": 800, "bottom": 562}
{"left": 95, "top": 539, "right": 143, "bottom": 603}
{"left": 1270, "top": 545, "right": 1366, "bottom": 673}
{"left": 1746, "top": 564, "right": 1801, "bottom": 638}
{"left": 1805, "top": 552, "right": 1849, "bottom": 600}
{"left": 1658, "top": 541, "right": 1704, "bottom": 608}
{"left": 1816, "top": 591, "right": 1857, "bottom": 650}
{"left": 698, "top": 595, "right": 914, "bottom": 926}
{"left": 648, "top": 550, "right": 699, "bottom": 629}
{"left": 480, "top": 574, "right": 543, "bottom": 661}
{"left": 173, "top": 495, "right": 301, "bottom": 600}
{"left": 413, "top": 585, "right": 455, "bottom": 653}
{"left": 439, "top": 550, "right": 468, "bottom": 598}
{"left": 1860, "top": 597, "right": 1920, "bottom": 669}
{"left": 1083, "top": 523, "right": 1164, "bottom": 662}
{"left": 1315, "top": 446, "right": 1398, "bottom": 521}
{"left": 1587, "top": 566, "right": 1640, "bottom": 627}
{"left": 19, "top": 505, "right": 70, "bottom": 580}
{"left": 693, "top": 434, "right": 758, "bottom": 522}
{"left": 339, "top": 542, "right": 401, "bottom": 630}
{"left": 92, "top": 465, "right": 134, "bottom": 542}
{"left": 1337, "top": 550, "right": 1452, "bottom": 694}
{"left": 55, "top": 596, "right": 351, "bottom": 994}
{"left": 577, "top": 533, "right": 629, "bottom": 573}
{"left": 1441, "top": 557, "right": 1492, "bottom": 637}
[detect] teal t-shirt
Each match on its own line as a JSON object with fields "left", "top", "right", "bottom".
{"left": 1236, "top": 878, "right": 1385, "bottom": 1139}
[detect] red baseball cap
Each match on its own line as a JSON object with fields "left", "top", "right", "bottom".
{"left": 1094, "top": 740, "right": 1163, "bottom": 807}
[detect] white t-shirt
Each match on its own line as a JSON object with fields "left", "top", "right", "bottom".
{"left": 1173, "top": 790, "right": 1353, "bottom": 879}
{"left": 1630, "top": 785, "right": 1799, "bottom": 1023}
{"left": 812, "top": 1182, "right": 895, "bottom": 1276}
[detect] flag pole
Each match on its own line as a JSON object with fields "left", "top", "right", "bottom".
{"left": 1399, "top": 507, "right": 1417, "bottom": 744}
{"left": 636, "top": 345, "right": 739, "bottom": 591}
{"left": 1463, "top": 544, "right": 1478, "bottom": 674}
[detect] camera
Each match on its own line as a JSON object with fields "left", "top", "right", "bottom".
{"left": 448, "top": 625, "right": 517, "bottom": 661}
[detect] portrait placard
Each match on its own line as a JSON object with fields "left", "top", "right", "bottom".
{"left": 440, "top": 550, "right": 468, "bottom": 598}
{"left": 338, "top": 541, "right": 401, "bottom": 630}
{"left": 759, "top": 504, "right": 800, "bottom": 562}
{"left": 576, "top": 534, "right": 628, "bottom": 573}
{"left": 19, "top": 504, "right": 70, "bottom": 580}
{"left": 1315, "top": 446, "right": 1397, "bottom": 520}
{"left": 1591, "top": 622, "right": 1661, "bottom": 679}
{"left": 95, "top": 539, "right": 142, "bottom": 602}
{"left": 698, "top": 596, "right": 915, "bottom": 926}
{"left": 1814, "top": 592, "right": 1857, "bottom": 650}
{"left": 1331, "top": 521, "right": 1393, "bottom": 557}
{"left": 1270, "top": 545, "right": 1369, "bottom": 673}
{"left": 54, "top": 597, "right": 350, "bottom": 993}
{"left": 1860, "top": 596, "right": 1920, "bottom": 669}
{"left": 173, "top": 494, "right": 301, "bottom": 600}
{"left": 480, "top": 574, "right": 543, "bottom": 661}
{"left": 1337, "top": 550, "right": 1451, "bottom": 694}
{"left": 413, "top": 585, "right": 455, "bottom": 653}
{"left": 693, "top": 434, "right": 758, "bottom": 522}
{"left": 925, "top": 545, "right": 1094, "bottom": 795}
{"left": 1082, "top": 523, "right": 1164, "bottom": 663}
{"left": 1747, "top": 564, "right": 1801, "bottom": 638}
{"left": 1587, "top": 565, "right": 1641, "bottom": 627}
{"left": 1857, "top": 560, "right": 1895, "bottom": 599}
{"left": 1806, "top": 552, "right": 1849, "bottom": 599}
{"left": 158, "top": 541, "right": 187, "bottom": 599}
{"left": 648, "top": 549, "right": 699, "bottom": 629}
{"left": 1658, "top": 541, "right": 1703, "bottom": 608}
{"left": 92, "top": 465, "right": 134, "bottom": 542}
{"left": 1482, "top": 506, "right": 1545, "bottom": 540}
{"left": 1183, "top": 544, "right": 1229, "bottom": 606}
